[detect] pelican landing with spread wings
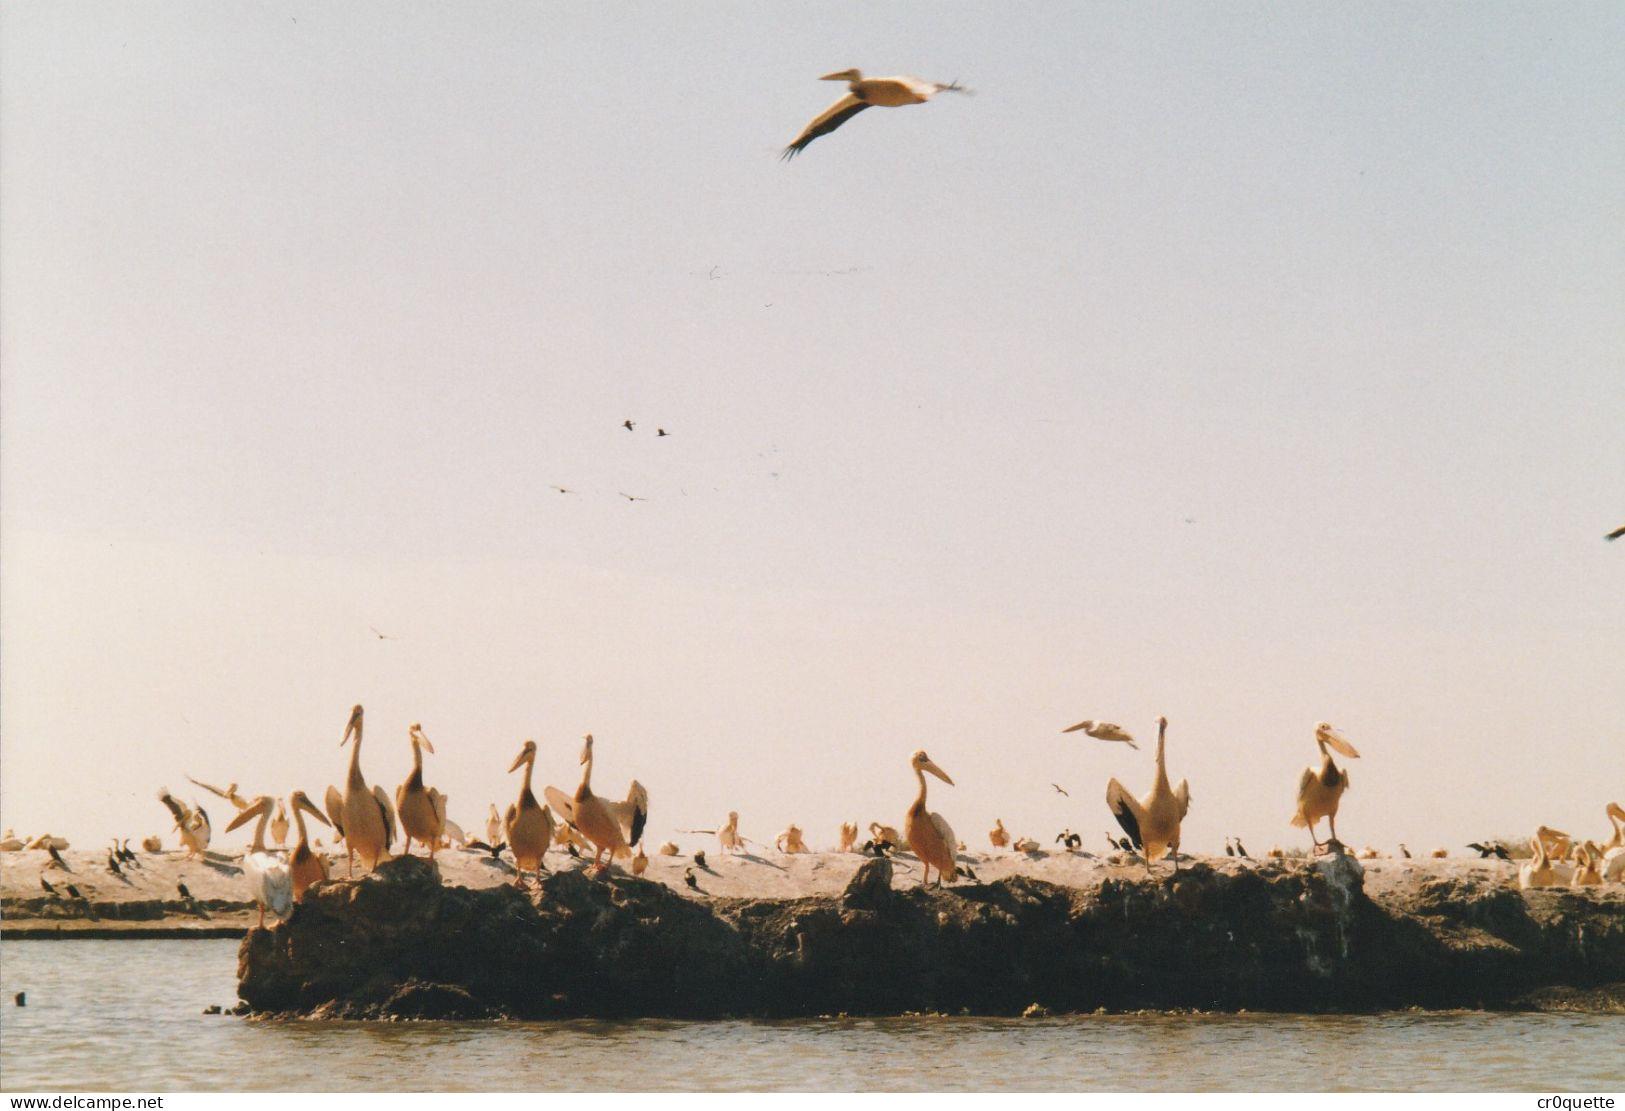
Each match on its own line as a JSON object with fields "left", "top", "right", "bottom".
{"left": 1105, "top": 717, "right": 1191, "bottom": 872}
{"left": 1292, "top": 722, "right": 1361, "bottom": 852}
{"left": 782, "top": 69, "right": 969, "bottom": 160}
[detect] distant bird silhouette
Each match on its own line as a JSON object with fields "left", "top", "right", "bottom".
{"left": 1607, "top": 525, "right": 1624, "bottom": 541}
{"left": 39, "top": 876, "right": 56, "bottom": 896}
{"left": 549, "top": 485, "right": 574, "bottom": 495}
{"left": 65, "top": 884, "right": 84, "bottom": 900}
{"left": 622, "top": 420, "right": 636, "bottom": 431}
{"left": 618, "top": 492, "right": 648, "bottom": 502}
{"left": 368, "top": 625, "right": 395, "bottom": 640}
{"left": 960, "top": 865, "right": 979, "bottom": 881}
{"left": 46, "top": 845, "right": 70, "bottom": 871}
{"left": 177, "top": 881, "right": 193, "bottom": 900}
{"left": 1235, "top": 837, "right": 1251, "bottom": 859}
{"left": 684, "top": 868, "right": 700, "bottom": 891}
{"left": 106, "top": 851, "right": 123, "bottom": 876}
{"left": 1224, "top": 838, "right": 1235, "bottom": 857}
{"left": 1466, "top": 842, "right": 1492, "bottom": 858}
{"left": 657, "top": 428, "right": 669, "bottom": 437}
{"left": 467, "top": 840, "right": 508, "bottom": 861}
{"left": 1106, "top": 832, "right": 1133, "bottom": 852}
{"left": 565, "top": 843, "right": 580, "bottom": 858}
{"left": 1399, "top": 843, "right": 1412, "bottom": 859}
{"left": 1051, "top": 783, "right": 1069, "bottom": 797}
{"left": 693, "top": 850, "right": 707, "bottom": 869}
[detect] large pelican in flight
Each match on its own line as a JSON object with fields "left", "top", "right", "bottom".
{"left": 1291, "top": 721, "right": 1361, "bottom": 853}
{"left": 1105, "top": 717, "right": 1191, "bottom": 872}
{"left": 782, "top": 69, "right": 968, "bottom": 160}
{"left": 902, "top": 750, "right": 958, "bottom": 887}
{"left": 1062, "top": 720, "right": 1137, "bottom": 748}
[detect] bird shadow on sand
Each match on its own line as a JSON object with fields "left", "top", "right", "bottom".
{"left": 200, "top": 856, "right": 243, "bottom": 877}
{"left": 731, "top": 851, "right": 787, "bottom": 873}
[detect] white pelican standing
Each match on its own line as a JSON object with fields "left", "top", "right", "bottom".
{"left": 396, "top": 723, "right": 447, "bottom": 859}
{"left": 158, "top": 790, "right": 211, "bottom": 859}
{"left": 325, "top": 704, "right": 396, "bottom": 876}
{"left": 1291, "top": 722, "right": 1361, "bottom": 853}
{"left": 503, "top": 740, "right": 556, "bottom": 884}
{"left": 545, "top": 734, "right": 647, "bottom": 872}
{"left": 1518, "top": 836, "right": 1572, "bottom": 890}
{"left": 1105, "top": 717, "right": 1192, "bottom": 873}
{"left": 902, "top": 750, "right": 957, "bottom": 887}
{"left": 486, "top": 804, "right": 503, "bottom": 849}
{"left": 1062, "top": 720, "right": 1138, "bottom": 748}
{"left": 225, "top": 796, "right": 294, "bottom": 928}
{"left": 781, "top": 69, "right": 969, "bottom": 160}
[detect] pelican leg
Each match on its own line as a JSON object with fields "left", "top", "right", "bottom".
{"left": 258, "top": 905, "right": 266, "bottom": 929}
{"left": 1327, "top": 814, "right": 1341, "bottom": 849}
{"left": 347, "top": 848, "right": 355, "bottom": 878}
{"left": 403, "top": 835, "right": 413, "bottom": 857}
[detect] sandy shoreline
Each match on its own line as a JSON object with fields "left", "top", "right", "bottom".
{"left": 4, "top": 843, "right": 1611, "bottom": 938}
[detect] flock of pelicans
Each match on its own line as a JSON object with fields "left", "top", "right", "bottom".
{"left": 8, "top": 707, "right": 1621, "bottom": 930}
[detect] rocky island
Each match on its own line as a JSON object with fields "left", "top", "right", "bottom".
{"left": 231, "top": 853, "right": 1625, "bottom": 1019}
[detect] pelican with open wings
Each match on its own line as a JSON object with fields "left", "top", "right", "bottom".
{"left": 782, "top": 69, "right": 969, "bottom": 160}
{"left": 545, "top": 734, "right": 647, "bottom": 872}
{"left": 1105, "top": 717, "right": 1191, "bottom": 872}
{"left": 1291, "top": 722, "right": 1361, "bottom": 853}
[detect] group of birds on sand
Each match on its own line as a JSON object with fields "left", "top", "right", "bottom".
{"left": 1516, "top": 806, "right": 1625, "bottom": 890}
{"left": 155, "top": 705, "right": 651, "bottom": 928}
{"left": 22, "top": 700, "right": 1608, "bottom": 929}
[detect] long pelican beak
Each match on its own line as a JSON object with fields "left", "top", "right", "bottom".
{"left": 412, "top": 725, "right": 434, "bottom": 755}
{"left": 293, "top": 793, "right": 331, "bottom": 827}
{"left": 819, "top": 69, "right": 858, "bottom": 82}
{"left": 1319, "top": 726, "right": 1361, "bottom": 759}
{"left": 508, "top": 746, "right": 531, "bottom": 774}
{"left": 224, "top": 796, "right": 271, "bottom": 832}
{"left": 580, "top": 734, "right": 593, "bottom": 765}
{"left": 923, "top": 759, "right": 954, "bottom": 786}
{"left": 342, "top": 705, "right": 363, "bottom": 747}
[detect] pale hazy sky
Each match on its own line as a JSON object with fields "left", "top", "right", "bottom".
{"left": 3, "top": 3, "right": 1622, "bottom": 857}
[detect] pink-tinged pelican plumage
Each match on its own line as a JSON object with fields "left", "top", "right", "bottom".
{"left": 396, "top": 722, "right": 447, "bottom": 858}
{"left": 1105, "top": 717, "right": 1192, "bottom": 872}
{"left": 902, "top": 750, "right": 957, "bottom": 887}
{"left": 503, "top": 740, "right": 555, "bottom": 884}
{"left": 1291, "top": 722, "right": 1360, "bottom": 852}
{"left": 782, "top": 69, "right": 969, "bottom": 160}
{"left": 545, "top": 734, "right": 647, "bottom": 872}
{"left": 285, "top": 790, "right": 331, "bottom": 901}
{"left": 326, "top": 704, "right": 396, "bottom": 876}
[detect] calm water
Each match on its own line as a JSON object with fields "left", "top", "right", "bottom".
{"left": 1, "top": 939, "right": 1621, "bottom": 1091}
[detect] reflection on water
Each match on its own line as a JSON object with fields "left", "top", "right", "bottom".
{"left": 1, "top": 939, "right": 1620, "bottom": 1091}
